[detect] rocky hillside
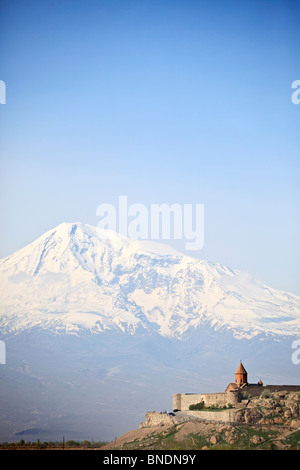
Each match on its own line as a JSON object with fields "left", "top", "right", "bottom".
{"left": 235, "top": 390, "right": 300, "bottom": 425}
{"left": 102, "top": 391, "right": 300, "bottom": 450}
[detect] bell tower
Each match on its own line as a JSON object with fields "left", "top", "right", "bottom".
{"left": 235, "top": 361, "right": 248, "bottom": 386}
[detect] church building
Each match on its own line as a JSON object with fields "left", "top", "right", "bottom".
{"left": 225, "top": 361, "right": 263, "bottom": 392}
{"left": 235, "top": 361, "right": 248, "bottom": 386}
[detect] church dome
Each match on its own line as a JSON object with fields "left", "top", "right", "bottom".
{"left": 235, "top": 362, "right": 247, "bottom": 375}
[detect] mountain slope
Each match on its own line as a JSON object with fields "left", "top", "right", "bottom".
{"left": 0, "top": 222, "right": 299, "bottom": 339}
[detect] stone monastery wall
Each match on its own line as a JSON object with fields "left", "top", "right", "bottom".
{"left": 173, "top": 391, "right": 240, "bottom": 411}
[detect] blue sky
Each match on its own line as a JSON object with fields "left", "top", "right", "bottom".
{"left": 0, "top": 0, "right": 299, "bottom": 294}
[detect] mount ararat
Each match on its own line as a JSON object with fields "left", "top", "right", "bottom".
{"left": 0, "top": 222, "right": 299, "bottom": 339}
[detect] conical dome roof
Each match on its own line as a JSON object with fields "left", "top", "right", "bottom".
{"left": 235, "top": 362, "right": 247, "bottom": 374}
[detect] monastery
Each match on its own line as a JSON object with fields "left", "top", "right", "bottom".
{"left": 173, "top": 361, "right": 300, "bottom": 411}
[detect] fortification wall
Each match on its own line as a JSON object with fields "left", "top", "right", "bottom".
{"left": 173, "top": 391, "right": 240, "bottom": 411}
{"left": 187, "top": 409, "right": 238, "bottom": 423}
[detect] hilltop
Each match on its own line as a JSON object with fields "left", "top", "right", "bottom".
{"left": 102, "top": 391, "right": 300, "bottom": 450}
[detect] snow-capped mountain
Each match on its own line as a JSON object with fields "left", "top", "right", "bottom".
{"left": 0, "top": 222, "right": 299, "bottom": 339}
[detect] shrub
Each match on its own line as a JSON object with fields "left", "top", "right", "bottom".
{"left": 189, "top": 401, "right": 205, "bottom": 411}
{"left": 81, "top": 440, "right": 91, "bottom": 447}
{"left": 189, "top": 402, "right": 234, "bottom": 411}
{"left": 261, "top": 390, "right": 272, "bottom": 399}
{"left": 66, "top": 440, "right": 80, "bottom": 447}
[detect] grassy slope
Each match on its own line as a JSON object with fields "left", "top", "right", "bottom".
{"left": 111, "top": 423, "right": 300, "bottom": 451}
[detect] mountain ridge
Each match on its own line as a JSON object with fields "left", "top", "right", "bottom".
{"left": 0, "top": 222, "right": 299, "bottom": 340}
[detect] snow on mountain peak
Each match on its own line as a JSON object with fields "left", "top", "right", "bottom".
{"left": 0, "top": 222, "right": 299, "bottom": 339}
